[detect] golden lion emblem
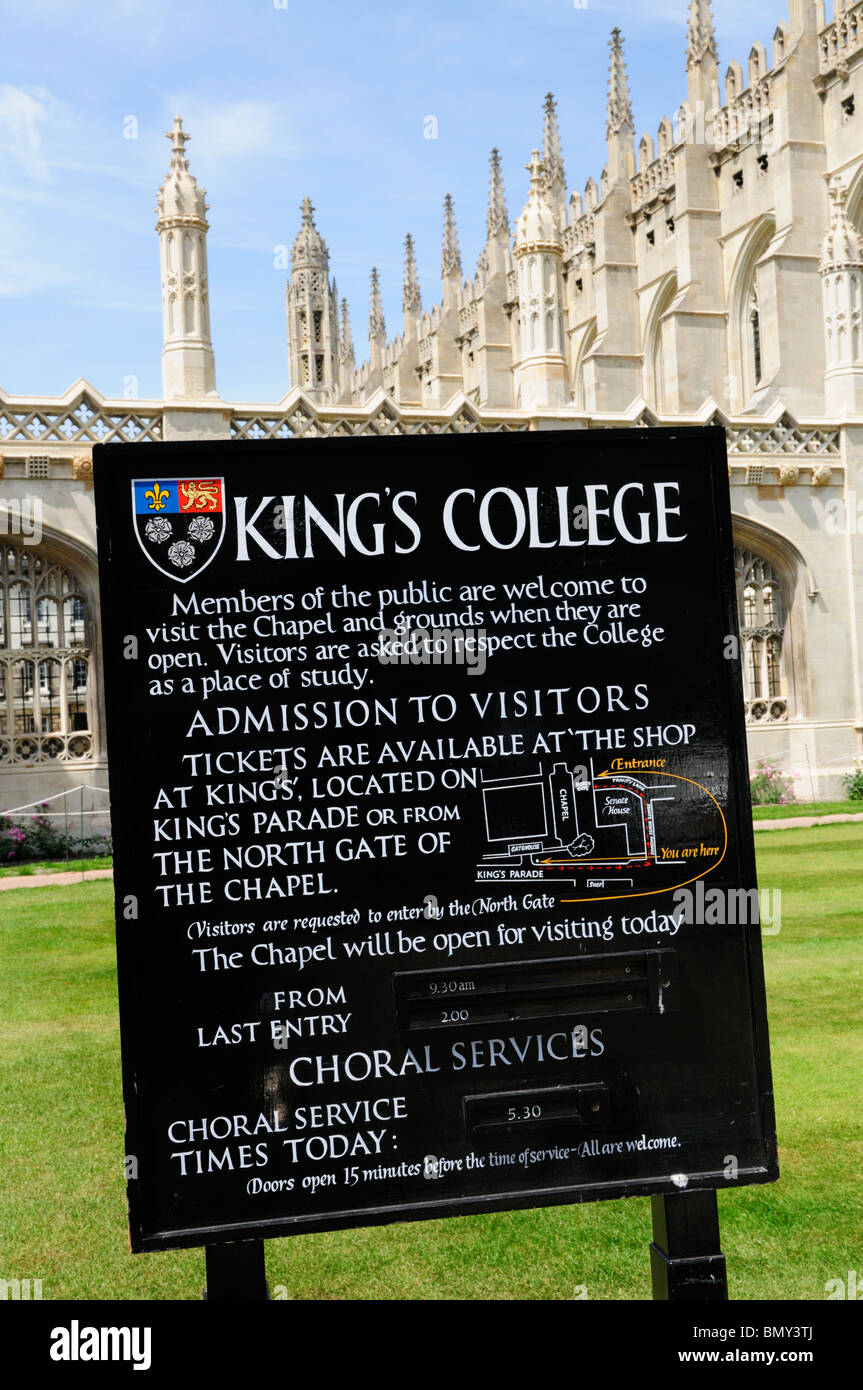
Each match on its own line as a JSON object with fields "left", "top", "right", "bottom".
{"left": 179, "top": 480, "right": 221, "bottom": 512}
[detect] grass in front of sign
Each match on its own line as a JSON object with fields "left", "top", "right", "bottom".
{"left": 751, "top": 800, "right": 863, "bottom": 821}
{"left": 0, "top": 882, "right": 200, "bottom": 1299}
{"left": 0, "top": 856, "right": 113, "bottom": 878}
{"left": 714, "top": 823, "right": 863, "bottom": 1302}
{"left": 0, "top": 825, "right": 860, "bottom": 1301}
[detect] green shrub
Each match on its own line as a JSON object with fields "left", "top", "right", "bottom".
{"left": 0, "top": 803, "right": 111, "bottom": 863}
{"left": 749, "top": 759, "right": 798, "bottom": 806}
{"left": 841, "top": 768, "right": 863, "bottom": 801}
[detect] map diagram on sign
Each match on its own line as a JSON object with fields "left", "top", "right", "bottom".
{"left": 475, "top": 759, "right": 727, "bottom": 903}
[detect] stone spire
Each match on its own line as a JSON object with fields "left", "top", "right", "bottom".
{"left": 607, "top": 29, "right": 633, "bottom": 137}
{"left": 286, "top": 196, "right": 339, "bottom": 399}
{"left": 542, "top": 93, "right": 567, "bottom": 228}
{"left": 367, "top": 267, "right": 386, "bottom": 376}
{"left": 441, "top": 195, "right": 462, "bottom": 278}
{"left": 487, "top": 148, "right": 509, "bottom": 239}
{"left": 515, "top": 150, "right": 560, "bottom": 249}
{"left": 513, "top": 150, "right": 568, "bottom": 409}
{"left": 291, "top": 195, "right": 330, "bottom": 269}
{"left": 369, "top": 267, "right": 386, "bottom": 339}
{"left": 156, "top": 115, "right": 208, "bottom": 224}
{"left": 606, "top": 28, "right": 635, "bottom": 184}
{"left": 403, "top": 234, "right": 422, "bottom": 314}
{"left": 542, "top": 94, "right": 565, "bottom": 193}
{"left": 441, "top": 194, "right": 462, "bottom": 309}
{"left": 686, "top": 0, "right": 718, "bottom": 103}
{"left": 337, "top": 297, "right": 354, "bottom": 400}
{"left": 338, "top": 298, "right": 354, "bottom": 365}
{"left": 155, "top": 116, "right": 217, "bottom": 399}
{"left": 686, "top": 0, "right": 717, "bottom": 68}
{"left": 388, "top": 236, "right": 422, "bottom": 403}
{"left": 788, "top": 0, "right": 819, "bottom": 31}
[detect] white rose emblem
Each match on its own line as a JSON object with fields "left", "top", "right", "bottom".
{"left": 168, "top": 540, "right": 196, "bottom": 569}
{"left": 145, "top": 517, "right": 172, "bottom": 543}
{"left": 188, "top": 516, "right": 215, "bottom": 543}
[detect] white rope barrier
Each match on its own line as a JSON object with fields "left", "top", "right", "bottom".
{"left": 1, "top": 785, "right": 110, "bottom": 818}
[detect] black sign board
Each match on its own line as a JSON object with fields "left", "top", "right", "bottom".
{"left": 94, "top": 427, "right": 777, "bottom": 1253}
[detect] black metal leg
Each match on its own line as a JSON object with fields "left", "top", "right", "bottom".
{"left": 650, "top": 1190, "right": 728, "bottom": 1301}
{"left": 204, "top": 1239, "right": 269, "bottom": 1300}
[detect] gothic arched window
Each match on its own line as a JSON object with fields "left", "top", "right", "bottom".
{"left": 644, "top": 274, "right": 677, "bottom": 413}
{"left": 0, "top": 545, "right": 94, "bottom": 762}
{"left": 572, "top": 319, "right": 597, "bottom": 411}
{"left": 729, "top": 217, "right": 774, "bottom": 410}
{"left": 734, "top": 548, "right": 788, "bottom": 721}
{"left": 749, "top": 284, "right": 762, "bottom": 386}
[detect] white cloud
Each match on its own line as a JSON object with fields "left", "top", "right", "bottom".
{"left": 0, "top": 84, "right": 65, "bottom": 181}
{"left": 0, "top": 86, "right": 155, "bottom": 301}
{"left": 158, "top": 97, "right": 296, "bottom": 167}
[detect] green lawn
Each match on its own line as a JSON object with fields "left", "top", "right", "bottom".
{"left": 0, "top": 856, "right": 113, "bottom": 878}
{"left": 0, "top": 825, "right": 860, "bottom": 1301}
{"left": 752, "top": 800, "right": 863, "bottom": 820}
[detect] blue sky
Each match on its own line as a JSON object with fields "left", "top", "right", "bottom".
{"left": 0, "top": 0, "right": 783, "bottom": 404}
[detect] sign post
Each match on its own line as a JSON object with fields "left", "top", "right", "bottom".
{"left": 94, "top": 426, "right": 777, "bottom": 1297}
{"left": 650, "top": 1191, "right": 728, "bottom": 1301}
{"left": 203, "top": 1240, "right": 268, "bottom": 1302}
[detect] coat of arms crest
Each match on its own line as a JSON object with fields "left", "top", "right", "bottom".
{"left": 131, "top": 478, "right": 226, "bottom": 581}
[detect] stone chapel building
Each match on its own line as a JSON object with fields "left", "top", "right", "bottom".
{"left": 1, "top": 0, "right": 862, "bottom": 812}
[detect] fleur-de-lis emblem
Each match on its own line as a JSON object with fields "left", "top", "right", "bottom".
{"left": 145, "top": 482, "right": 169, "bottom": 512}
